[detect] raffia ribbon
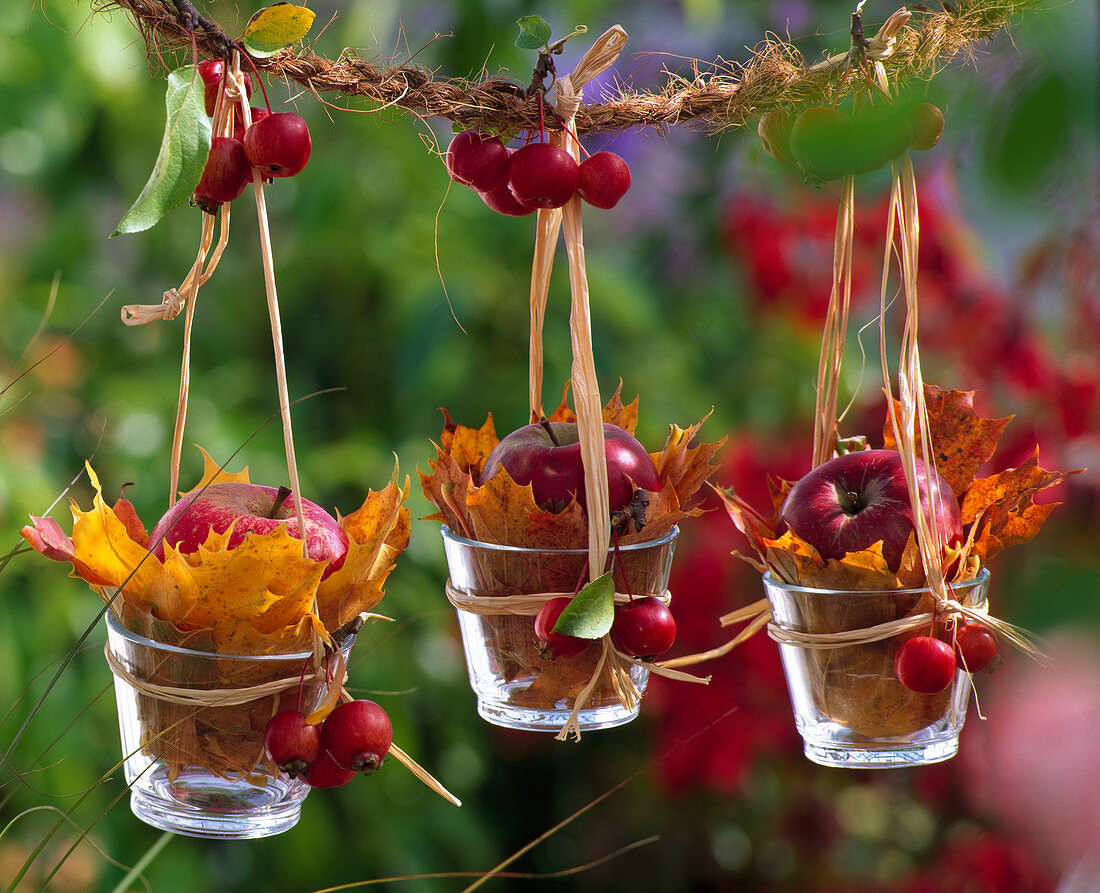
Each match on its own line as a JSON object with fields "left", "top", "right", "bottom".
{"left": 103, "top": 641, "right": 343, "bottom": 708}
{"left": 443, "top": 581, "right": 670, "bottom": 616}
{"left": 444, "top": 580, "right": 708, "bottom": 741}
{"left": 665, "top": 588, "right": 1041, "bottom": 668}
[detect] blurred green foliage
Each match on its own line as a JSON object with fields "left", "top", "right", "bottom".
{"left": 1, "top": 0, "right": 1096, "bottom": 891}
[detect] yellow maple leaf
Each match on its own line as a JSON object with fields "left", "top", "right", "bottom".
{"left": 23, "top": 451, "right": 409, "bottom": 655}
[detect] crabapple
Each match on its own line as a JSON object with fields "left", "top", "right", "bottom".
{"left": 954, "top": 622, "right": 998, "bottom": 673}
{"left": 301, "top": 750, "right": 357, "bottom": 789}
{"left": 243, "top": 112, "right": 312, "bottom": 178}
{"left": 789, "top": 106, "right": 852, "bottom": 181}
{"left": 446, "top": 130, "right": 511, "bottom": 191}
{"left": 757, "top": 109, "right": 795, "bottom": 165}
{"left": 321, "top": 700, "right": 393, "bottom": 774}
{"left": 577, "top": 151, "right": 631, "bottom": 209}
{"left": 610, "top": 597, "right": 676, "bottom": 659}
{"left": 264, "top": 709, "right": 321, "bottom": 778}
{"left": 507, "top": 142, "right": 579, "bottom": 210}
{"left": 895, "top": 636, "right": 957, "bottom": 694}
{"left": 908, "top": 101, "right": 945, "bottom": 151}
{"left": 534, "top": 596, "right": 590, "bottom": 659}
{"left": 198, "top": 58, "right": 252, "bottom": 117}
{"left": 234, "top": 107, "right": 270, "bottom": 144}
{"left": 480, "top": 180, "right": 535, "bottom": 216}
{"left": 193, "top": 137, "right": 252, "bottom": 213}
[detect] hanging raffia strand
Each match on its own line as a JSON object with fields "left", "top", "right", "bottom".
{"left": 99, "top": 0, "right": 1042, "bottom": 135}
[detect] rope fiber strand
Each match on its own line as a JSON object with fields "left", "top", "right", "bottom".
{"left": 100, "top": 0, "right": 1041, "bottom": 135}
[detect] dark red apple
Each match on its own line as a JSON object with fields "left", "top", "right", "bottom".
{"left": 776, "top": 449, "right": 962, "bottom": 572}
{"left": 149, "top": 481, "right": 349, "bottom": 578}
{"left": 479, "top": 421, "right": 661, "bottom": 515}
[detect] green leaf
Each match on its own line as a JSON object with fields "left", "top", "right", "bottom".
{"left": 552, "top": 572, "right": 615, "bottom": 639}
{"left": 515, "top": 15, "right": 552, "bottom": 50}
{"left": 113, "top": 66, "right": 211, "bottom": 236}
{"left": 242, "top": 3, "right": 316, "bottom": 58}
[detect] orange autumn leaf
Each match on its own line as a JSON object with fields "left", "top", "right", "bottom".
{"left": 762, "top": 531, "right": 902, "bottom": 591}
{"left": 22, "top": 451, "right": 408, "bottom": 654}
{"left": 961, "top": 448, "right": 1080, "bottom": 564}
{"left": 466, "top": 467, "right": 588, "bottom": 549}
{"left": 544, "top": 381, "right": 640, "bottom": 432}
{"left": 714, "top": 485, "right": 776, "bottom": 559}
{"left": 439, "top": 409, "right": 497, "bottom": 476}
{"left": 421, "top": 388, "right": 722, "bottom": 551}
{"left": 318, "top": 466, "right": 411, "bottom": 630}
{"left": 418, "top": 445, "right": 476, "bottom": 534}
{"left": 186, "top": 445, "right": 253, "bottom": 493}
{"left": 883, "top": 386, "right": 1012, "bottom": 498}
{"left": 654, "top": 412, "right": 726, "bottom": 513}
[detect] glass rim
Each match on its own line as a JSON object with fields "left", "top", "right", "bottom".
{"left": 104, "top": 609, "right": 317, "bottom": 662}
{"left": 440, "top": 524, "right": 678, "bottom": 555}
{"left": 762, "top": 566, "right": 990, "bottom": 597}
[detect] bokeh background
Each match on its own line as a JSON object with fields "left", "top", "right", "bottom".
{"left": 1, "top": 0, "right": 1098, "bottom": 890}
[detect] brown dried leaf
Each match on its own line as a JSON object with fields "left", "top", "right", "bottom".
{"left": 466, "top": 468, "right": 589, "bottom": 549}
{"left": 714, "top": 485, "right": 776, "bottom": 558}
{"left": 418, "top": 445, "right": 476, "bottom": 533}
{"left": 439, "top": 410, "right": 498, "bottom": 476}
{"left": 883, "top": 385, "right": 1012, "bottom": 498}
{"left": 654, "top": 412, "right": 726, "bottom": 513}
{"left": 961, "top": 448, "right": 1081, "bottom": 564}
{"left": 422, "top": 390, "right": 721, "bottom": 551}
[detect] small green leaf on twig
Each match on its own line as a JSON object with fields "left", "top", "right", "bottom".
{"left": 515, "top": 15, "right": 553, "bottom": 50}
{"left": 553, "top": 572, "right": 615, "bottom": 639}
{"left": 113, "top": 66, "right": 211, "bottom": 236}
{"left": 243, "top": 3, "right": 316, "bottom": 57}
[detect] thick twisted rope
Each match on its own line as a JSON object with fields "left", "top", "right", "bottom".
{"left": 98, "top": 0, "right": 1041, "bottom": 135}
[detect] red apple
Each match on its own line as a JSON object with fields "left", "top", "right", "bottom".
{"left": 776, "top": 449, "right": 962, "bottom": 572}
{"left": 479, "top": 420, "right": 661, "bottom": 515}
{"left": 149, "top": 481, "right": 349, "bottom": 578}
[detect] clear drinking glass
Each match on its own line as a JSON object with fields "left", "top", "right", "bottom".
{"left": 441, "top": 525, "right": 678, "bottom": 732}
{"left": 106, "top": 612, "right": 350, "bottom": 838}
{"left": 763, "top": 569, "right": 990, "bottom": 768}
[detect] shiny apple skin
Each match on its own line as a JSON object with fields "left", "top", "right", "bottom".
{"left": 479, "top": 422, "right": 661, "bottom": 515}
{"left": 776, "top": 450, "right": 962, "bottom": 572}
{"left": 148, "top": 481, "right": 349, "bottom": 578}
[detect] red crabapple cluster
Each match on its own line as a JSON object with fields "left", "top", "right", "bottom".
{"left": 535, "top": 593, "right": 677, "bottom": 662}
{"left": 894, "top": 621, "right": 999, "bottom": 694}
{"left": 264, "top": 698, "right": 393, "bottom": 790}
{"left": 445, "top": 129, "right": 631, "bottom": 216}
{"left": 192, "top": 59, "right": 312, "bottom": 214}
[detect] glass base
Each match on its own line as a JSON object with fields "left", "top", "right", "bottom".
{"left": 476, "top": 697, "right": 640, "bottom": 733}
{"left": 800, "top": 725, "right": 960, "bottom": 769}
{"left": 129, "top": 764, "right": 307, "bottom": 839}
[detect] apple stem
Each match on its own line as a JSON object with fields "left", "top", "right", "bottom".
{"left": 269, "top": 485, "right": 293, "bottom": 518}
{"left": 538, "top": 417, "right": 561, "bottom": 446}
